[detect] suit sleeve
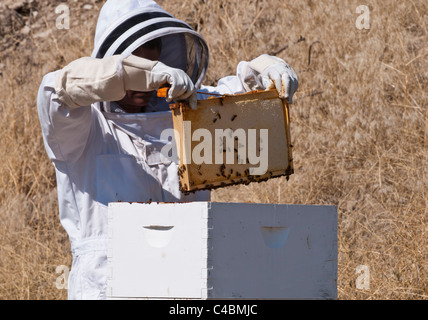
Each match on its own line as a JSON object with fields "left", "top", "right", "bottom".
{"left": 37, "top": 55, "right": 158, "bottom": 163}
{"left": 198, "top": 60, "right": 265, "bottom": 99}
{"left": 37, "top": 71, "right": 94, "bottom": 163}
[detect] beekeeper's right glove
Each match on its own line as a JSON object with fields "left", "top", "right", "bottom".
{"left": 148, "top": 60, "right": 197, "bottom": 109}
{"left": 55, "top": 54, "right": 197, "bottom": 109}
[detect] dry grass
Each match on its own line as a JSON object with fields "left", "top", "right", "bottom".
{"left": 0, "top": 0, "right": 427, "bottom": 299}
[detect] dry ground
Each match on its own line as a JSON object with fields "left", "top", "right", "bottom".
{"left": 0, "top": 0, "right": 427, "bottom": 299}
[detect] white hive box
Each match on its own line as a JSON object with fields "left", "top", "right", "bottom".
{"left": 107, "top": 202, "right": 337, "bottom": 300}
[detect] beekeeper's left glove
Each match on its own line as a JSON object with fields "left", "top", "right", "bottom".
{"left": 249, "top": 54, "right": 298, "bottom": 103}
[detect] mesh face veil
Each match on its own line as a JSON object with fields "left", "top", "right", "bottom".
{"left": 91, "top": 0, "right": 209, "bottom": 89}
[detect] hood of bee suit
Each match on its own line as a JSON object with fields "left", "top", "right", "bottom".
{"left": 92, "top": 0, "right": 209, "bottom": 91}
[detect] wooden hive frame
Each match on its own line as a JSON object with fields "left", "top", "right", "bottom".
{"left": 170, "top": 89, "right": 294, "bottom": 193}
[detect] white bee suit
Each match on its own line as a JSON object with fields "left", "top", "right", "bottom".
{"left": 37, "top": 0, "right": 298, "bottom": 300}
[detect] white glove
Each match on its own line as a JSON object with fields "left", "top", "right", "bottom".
{"left": 150, "top": 61, "right": 197, "bottom": 109}
{"left": 249, "top": 54, "right": 298, "bottom": 103}
{"left": 55, "top": 55, "right": 198, "bottom": 109}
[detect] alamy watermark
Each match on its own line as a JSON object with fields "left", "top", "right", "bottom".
{"left": 55, "top": 4, "right": 70, "bottom": 30}
{"left": 160, "top": 123, "right": 269, "bottom": 175}
{"left": 355, "top": 265, "right": 370, "bottom": 290}
{"left": 356, "top": 5, "right": 370, "bottom": 30}
{"left": 55, "top": 265, "right": 69, "bottom": 290}
{"left": 56, "top": 4, "right": 371, "bottom": 31}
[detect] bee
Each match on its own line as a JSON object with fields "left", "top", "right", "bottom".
{"left": 211, "top": 108, "right": 221, "bottom": 120}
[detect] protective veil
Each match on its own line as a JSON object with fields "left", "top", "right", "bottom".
{"left": 37, "top": 0, "right": 297, "bottom": 300}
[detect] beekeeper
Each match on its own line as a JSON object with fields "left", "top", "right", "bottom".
{"left": 37, "top": 0, "right": 298, "bottom": 299}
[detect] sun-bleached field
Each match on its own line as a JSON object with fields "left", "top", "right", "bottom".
{"left": 0, "top": 0, "right": 426, "bottom": 299}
